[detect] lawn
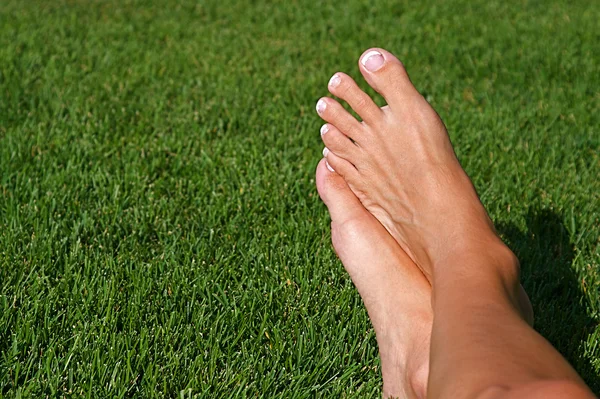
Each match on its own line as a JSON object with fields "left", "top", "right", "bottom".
{"left": 0, "top": 0, "right": 598, "bottom": 397}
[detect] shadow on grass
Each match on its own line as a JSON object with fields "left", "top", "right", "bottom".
{"left": 497, "top": 209, "right": 599, "bottom": 393}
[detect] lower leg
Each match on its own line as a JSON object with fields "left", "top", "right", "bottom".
{"left": 428, "top": 243, "right": 594, "bottom": 399}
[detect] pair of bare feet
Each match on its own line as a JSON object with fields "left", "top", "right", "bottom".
{"left": 314, "top": 48, "right": 535, "bottom": 398}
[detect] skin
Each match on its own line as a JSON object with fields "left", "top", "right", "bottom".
{"left": 315, "top": 48, "right": 596, "bottom": 398}
{"left": 316, "top": 158, "right": 431, "bottom": 399}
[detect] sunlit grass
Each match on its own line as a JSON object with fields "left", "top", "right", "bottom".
{"left": 0, "top": 0, "right": 598, "bottom": 396}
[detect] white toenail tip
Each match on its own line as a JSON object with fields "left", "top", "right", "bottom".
{"left": 361, "top": 50, "right": 383, "bottom": 66}
{"left": 328, "top": 74, "right": 341, "bottom": 88}
{"left": 326, "top": 161, "right": 335, "bottom": 173}
{"left": 316, "top": 99, "right": 327, "bottom": 114}
{"left": 322, "top": 147, "right": 329, "bottom": 157}
{"left": 320, "top": 124, "right": 329, "bottom": 135}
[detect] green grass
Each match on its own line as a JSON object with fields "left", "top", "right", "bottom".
{"left": 0, "top": 0, "right": 598, "bottom": 397}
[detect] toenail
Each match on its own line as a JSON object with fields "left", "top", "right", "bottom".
{"left": 328, "top": 74, "right": 341, "bottom": 88}
{"left": 320, "top": 124, "right": 329, "bottom": 135}
{"left": 325, "top": 160, "right": 335, "bottom": 172}
{"left": 322, "top": 147, "right": 330, "bottom": 157}
{"left": 316, "top": 99, "right": 327, "bottom": 114}
{"left": 361, "top": 50, "right": 385, "bottom": 72}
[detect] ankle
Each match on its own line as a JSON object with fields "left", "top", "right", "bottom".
{"left": 407, "top": 356, "right": 429, "bottom": 399}
{"left": 434, "top": 236, "right": 520, "bottom": 284}
{"left": 381, "top": 353, "right": 428, "bottom": 399}
{"left": 378, "top": 310, "right": 431, "bottom": 399}
{"left": 432, "top": 239, "right": 526, "bottom": 317}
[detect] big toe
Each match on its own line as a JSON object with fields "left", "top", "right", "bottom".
{"left": 358, "top": 48, "right": 420, "bottom": 110}
{"left": 315, "top": 158, "right": 366, "bottom": 225}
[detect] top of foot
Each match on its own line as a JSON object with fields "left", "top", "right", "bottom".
{"left": 315, "top": 158, "right": 431, "bottom": 399}
{"left": 316, "top": 48, "right": 518, "bottom": 283}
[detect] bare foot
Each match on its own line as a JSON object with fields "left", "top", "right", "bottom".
{"left": 316, "top": 48, "right": 517, "bottom": 284}
{"left": 315, "top": 158, "right": 432, "bottom": 399}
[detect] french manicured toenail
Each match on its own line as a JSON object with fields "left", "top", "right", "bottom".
{"left": 361, "top": 50, "right": 384, "bottom": 72}
{"left": 328, "top": 74, "right": 341, "bottom": 88}
{"left": 316, "top": 99, "right": 327, "bottom": 114}
{"left": 320, "top": 124, "right": 329, "bottom": 136}
{"left": 322, "top": 147, "right": 330, "bottom": 157}
{"left": 325, "top": 160, "right": 335, "bottom": 172}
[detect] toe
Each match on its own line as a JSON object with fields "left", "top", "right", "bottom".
{"left": 316, "top": 97, "right": 363, "bottom": 140}
{"left": 322, "top": 147, "right": 359, "bottom": 180}
{"left": 358, "top": 48, "right": 420, "bottom": 110}
{"left": 320, "top": 123, "right": 358, "bottom": 159}
{"left": 315, "top": 158, "right": 365, "bottom": 224}
{"left": 327, "top": 72, "right": 383, "bottom": 125}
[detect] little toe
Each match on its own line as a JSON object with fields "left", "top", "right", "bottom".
{"left": 358, "top": 48, "right": 420, "bottom": 111}
{"left": 320, "top": 123, "right": 358, "bottom": 159}
{"left": 316, "top": 97, "right": 363, "bottom": 141}
{"left": 322, "top": 147, "right": 358, "bottom": 181}
{"left": 327, "top": 72, "right": 383, "bottom": 125}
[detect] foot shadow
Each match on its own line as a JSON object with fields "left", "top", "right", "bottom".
{"left": 497, "top": 209, "right": 599, "bottom": 392}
